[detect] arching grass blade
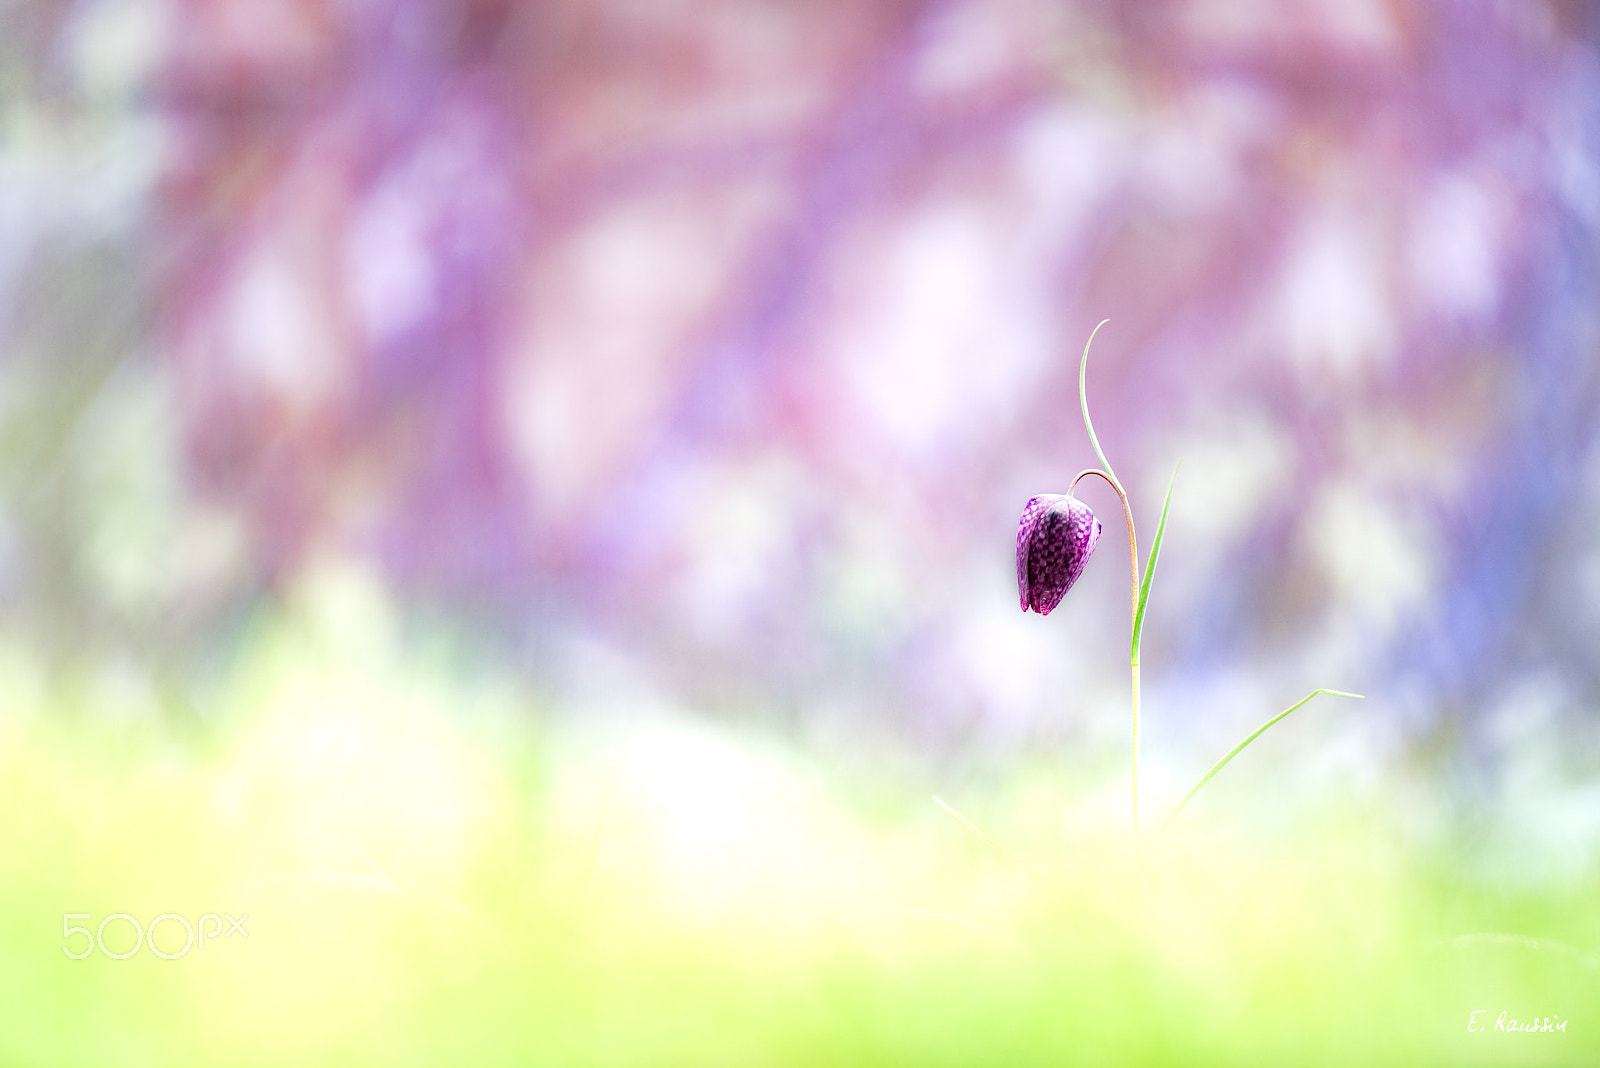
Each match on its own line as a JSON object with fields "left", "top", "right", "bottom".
{"left": 1156, "top": 689, "right": 1365, "bottom": 838}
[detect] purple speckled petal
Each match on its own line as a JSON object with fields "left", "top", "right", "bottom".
{"left": 1016, "top": 494, "right": 1102, "bottom": 615}
{"left": 1016, "top": 494, "right": 1056, "bottom": 611}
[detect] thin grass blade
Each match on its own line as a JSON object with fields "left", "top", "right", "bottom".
{"left": 932, "top": 796, "right": 1049, "bottom": 888}
{"left": 1130, "top": 461, "right": 1180, "bottom": 661}
{"left": 1156, "top": 689, "right": 1364, "bottom": 838}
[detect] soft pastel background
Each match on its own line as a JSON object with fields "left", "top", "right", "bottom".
{"left": 2, "top": 0, "right": 1598, "bottom": 1064}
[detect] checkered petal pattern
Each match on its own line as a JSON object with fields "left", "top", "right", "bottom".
{"left": 1017, "top": 494, "right": 1102, "bottom": 615}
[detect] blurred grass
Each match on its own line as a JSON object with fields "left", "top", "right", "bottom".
{"left": 0, "top": 571, "right": 1595, "bottom": 1066}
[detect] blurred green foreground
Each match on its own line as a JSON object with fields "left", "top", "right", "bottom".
{"left": 1, "top": 572, "right": 1594, "bottom": 1068}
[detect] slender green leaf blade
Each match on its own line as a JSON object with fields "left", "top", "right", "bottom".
{"left": 1156, "top": 689, "right": 1365, "bottom": 837}
{"left": 932, "top": 796, "right": 1049, "bottom": 888}
{"left": 1130, "top": 461, "right": 1179, "bottom": 661}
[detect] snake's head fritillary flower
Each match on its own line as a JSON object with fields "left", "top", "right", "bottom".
{"left": 1017, "top": 494, "right": 1102, "bottom": 615}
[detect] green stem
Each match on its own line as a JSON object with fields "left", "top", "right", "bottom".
{"left": 1075, "top": 320, "right": 1143, "bottom": 866}
{"left": 1131, "top": 659, "right": 1142, "bottom": 873}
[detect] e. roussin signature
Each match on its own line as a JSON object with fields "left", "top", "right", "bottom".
{"left": 1468, "top": 1010, "right": 1566, "bottom": 1033}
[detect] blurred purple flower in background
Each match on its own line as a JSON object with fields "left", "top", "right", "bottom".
{"left": 1017, "top": 494, "right": 1100, "bottom": 616}
{"left": 3, "top": 0, "right": 1600, "bottom": 777}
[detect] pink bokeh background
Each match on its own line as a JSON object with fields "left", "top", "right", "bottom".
{"left": 4, "top": 0, "right": 1598, "bottom": 771}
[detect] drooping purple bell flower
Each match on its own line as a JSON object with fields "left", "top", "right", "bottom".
{"left": 1017, "top": 494, "right": 1102, "bottom": 615}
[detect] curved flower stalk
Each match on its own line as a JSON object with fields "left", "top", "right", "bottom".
{"left": 1016, "top": 321, "right": 1362, "bottom": 869}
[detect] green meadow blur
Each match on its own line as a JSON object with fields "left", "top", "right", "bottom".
{"left": 1, "top": 570, "right": 1594, "bottom": 1066}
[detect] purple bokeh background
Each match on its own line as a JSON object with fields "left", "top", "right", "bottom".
{"left": 3, "top": 0, "right": 1599, "bottom": 782}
